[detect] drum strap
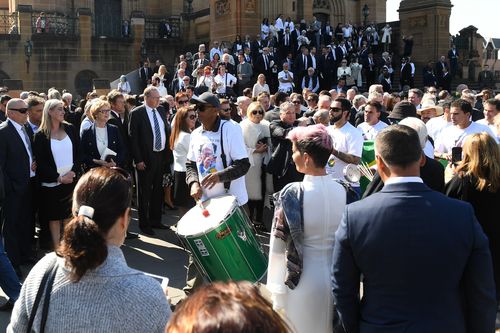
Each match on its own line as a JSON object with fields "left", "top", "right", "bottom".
{"left": 220, "top": 121, "right": 230, "bottom": 191}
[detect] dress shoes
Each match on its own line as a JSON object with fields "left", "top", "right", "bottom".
{"left": 139, "top": 226, "right": 155, "bottom": 236}
{"left": 0, "top": 301, "right": 14, "bottom": 312}
{"left": 125, "top": 231, "right": 139, "bottom": 240}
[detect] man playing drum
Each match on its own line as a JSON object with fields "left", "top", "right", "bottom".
{"left": 183, "top": 92, "right": 250, "bottom": 294}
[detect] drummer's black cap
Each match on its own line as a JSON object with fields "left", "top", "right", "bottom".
{"left": 190, "top": 92, "right": 220, "bottom": 109}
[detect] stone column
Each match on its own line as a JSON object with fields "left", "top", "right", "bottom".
{"left": 399, "top": 0, "right": 452, "bottom": 64}
{"left": 17, "top": 5, "right": 32, "bottom": 85}
{"left": 78, "top": 8, "right": 92, "bottom": 62}
{"left": 209, "top": 0, "right": 261, "bottom": 43}
{"left": 131, "top": 11, "right": 145, "bottom": 66}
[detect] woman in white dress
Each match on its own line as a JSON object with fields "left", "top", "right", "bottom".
{"left": 350, "top": 57, "right": 363, "bottom": 88}
{"left": 267, "top": 124, "right": 346, "bottom": 333}
{"left": 252, "top": 74, "right": 270, "bottom": 98}
{"left": 240, "top": 102, "right": 269, "bottom": 231}
{"left": 261, "top": 18, "right": 270, "bottom": 41}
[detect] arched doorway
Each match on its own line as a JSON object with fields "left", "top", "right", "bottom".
{"left": 74, "top": 70, "right": 98, "bottom": 99}
{"left": 313, "top": 0, "right": 345, "bottom": 27}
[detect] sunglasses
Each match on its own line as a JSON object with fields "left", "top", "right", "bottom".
{"left": 221, "top": 108, "right": 231, "bottom": 112}
{"left": 188, "top": 114, "right": 197, "bottom": 120}
{"left": 292, "top": 101, "right": 301, "bottom": 104}
{"left": 307, "top": 99, "right": 315, "bottom": 102}
{"left": 330, "top": 107, "right": 342, "bottom": 112}
{"left": 10, "top": 107, "right": 28, "bottom": 113}
{"left": 178, "top": 99, "right": 189, "bottom": 104}
{"left": 251, "top": 110, "right": 264, "bottom": 115}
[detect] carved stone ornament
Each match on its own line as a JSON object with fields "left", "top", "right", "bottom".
{"left": 215, "top": 0, "right": 230, "bottom": 17}
{"left": 245, "top": 0, "right": 256, "bottom": 13}
{"left": 313, "top": 0, "right": 330, "bottom": 9}
{"left": 408, "top": 16, "right": 427, "bottom": 28}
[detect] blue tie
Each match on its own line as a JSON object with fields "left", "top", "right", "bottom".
{"left": 152, "top": 109, "right": 161, "bottom": 151}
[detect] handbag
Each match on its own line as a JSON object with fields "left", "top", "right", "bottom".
{"left": 266, "top": 141, "right": 290, "bottom": 177}
{"left": 26, "top": 257, "right": 59, "bottom": 333}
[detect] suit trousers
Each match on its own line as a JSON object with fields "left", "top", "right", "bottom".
{"left": 137, "top": 152, "right": 165, "bottom": 228}
{"left": 2, "top": 180, "right": 33, "bottom": 267}
{"left": 0, "top": 237, "right": 21, "bottom": 301}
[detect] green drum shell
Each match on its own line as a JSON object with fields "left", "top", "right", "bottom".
{"left": 182, "top": 205, "right": 268, "bottom": 283}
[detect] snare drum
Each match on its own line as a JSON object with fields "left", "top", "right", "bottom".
{"left": 176, "top": 195, "right": 268, "bottom": 283}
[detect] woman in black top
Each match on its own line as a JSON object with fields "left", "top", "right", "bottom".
{"left": 445, "top": 133, "right": 500, "bottom": 303}
{"left": 33, "top": 99, "right": 79, "bottom": 249}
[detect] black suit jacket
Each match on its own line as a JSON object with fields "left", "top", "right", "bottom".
{"left": 33, "top": 123, "right": 80, "bottom": 183}
{"left": 128, "top": 105, "right": 171, "bottom": 169}
{"left": 0, "top": 121, "right": 31, "bottom": 194}
{"left": 254, "top": 54, "right": 274, "bottom": 76}
{"left": 80, "top": 124, "right": 126, "bottom": 171}
{"left": 139, "top": 66, "right": 154, "bottom": 87}
{"left": 170, "top": 78, "right": 182, "bottom": 96}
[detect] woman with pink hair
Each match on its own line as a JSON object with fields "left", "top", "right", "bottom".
{"left": 267, "top": 124, "right": 347, "bottom": 333}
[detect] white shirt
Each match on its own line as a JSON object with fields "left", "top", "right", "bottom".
{"left": 187, "top": 120, "right": 249, "bottom": 205}
{"left": 357, "top": 120, "right": 388, "bottom": 140}
{"left": 95, "top": 126, "right": 108, "bottom": 157}
{"left": 385, "top": 176, "right": 423, "bottom": 185}
{"left": 8, "top": 119, "right": 35, "bottom": 177}
{"left": 43, "top": 136, "right": 74, "bottom": 187}
{"left": 476, "top": 119, "right": 499, "bottom": 140}
{"left": 173, "top": 131, "right": 191, "bottom": 172}
{"left": 278, "top": 70, "right": 294, "bottom": 92}
{"left": 214, "top": 73, "right": 237, "bottom": 94}
{"left": 426, "top": 115, "right": 452, "bottom": 141}
{"left": 435, "top": 121, "right": 497, "bottom": 154}
{"left": 326, "top": 122, "right": 363, "bottom": 184}
{"left": 210, "top": 47, "right": 222, "bottom": 61}
{"left": 145, "top": 105, "right": 166, "bottom": 152}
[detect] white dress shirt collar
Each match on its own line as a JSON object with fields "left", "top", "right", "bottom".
{"left": 385, "top": 176, "right": 423, "bottom": 185}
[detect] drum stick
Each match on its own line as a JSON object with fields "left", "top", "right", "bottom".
{"left": 197, "top": 199, "right": 210, "bottom": 217}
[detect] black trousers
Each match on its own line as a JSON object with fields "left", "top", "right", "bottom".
{"left": 137, "top": 152, "right": 165, "bottom": 228}
{"left": 2, "top": 180, "right": 33, "bottom": 267}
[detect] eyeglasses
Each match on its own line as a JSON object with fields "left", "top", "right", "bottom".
{"left": 9, "top": 107, "right": 28, "bottom": 113}
{"left": 178, "top": 99, "right": 189, "bottom": 104}
{"left": 330, "top": 107, "right": 342, "bottom": 112}
{"left": 188, "top": 114, "right": 197, "bottom": 120}
{"left": 99, "top": 109, "right": 111, "bottom": 113}
{"left": 221, "top": 108, "right": 231, "bottom": 112}
{"left": 292, "top": 101, "right": 301, "bottom": 104}
{"left": 251, "top": 110, "right": 264, "bottom": 115}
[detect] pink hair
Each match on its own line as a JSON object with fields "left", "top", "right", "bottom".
{"left": 287, "top": 124, "right": 332, "bottom": 151}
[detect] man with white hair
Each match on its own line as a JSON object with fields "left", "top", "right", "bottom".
{"left": 237, "top": 96, "right": 252, "bottom": 120}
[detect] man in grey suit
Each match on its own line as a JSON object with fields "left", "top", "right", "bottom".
{"left": 332, "top": 125, "right": 497, "bottom": 333}
{"left": 237, "top": 53, "right": 253, "bottom": 96}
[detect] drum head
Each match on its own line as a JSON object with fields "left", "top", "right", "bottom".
{"left": 177, "top": 195, "right": 238, "bottom": 237}
{"left": 343, "top": 164, "right": 361, "bottom": 183}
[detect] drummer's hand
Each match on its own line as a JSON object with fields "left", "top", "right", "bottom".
{"left": 190, "top": 182, "right": 203, "bottom": 201}
{"left": 201, "top": 172, "right": 220, "bottom": 189}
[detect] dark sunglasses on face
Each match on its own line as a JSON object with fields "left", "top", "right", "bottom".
{"left": 9, "top": 107, "right": 28, "bottom": 113}
{"left": 178, "top": 99, "right": 189, "bottom": 104}
{"left": 292, "top": 101, "right": 301, "bottom": 104}
{"left": 307, "top": 99, "right": 315, "bottom": 102}
{"left": 221, "top": 108, "right": 231, "bottom": 112}
{"left": 251, "top": 110, "right": 264, "bottom": 115}
{"left": 330, "top": 107, "right": 342, "bottom": 112}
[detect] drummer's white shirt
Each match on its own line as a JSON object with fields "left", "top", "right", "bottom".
{"left": 188, "top": 119, "right": 249, "bottom": 205}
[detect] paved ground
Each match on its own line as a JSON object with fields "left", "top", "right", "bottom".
{"left": 0, "top": 206, "right": 272, "bottom": 330}
{"left": 0, "top": 206, "right": 498, "bottom": 331}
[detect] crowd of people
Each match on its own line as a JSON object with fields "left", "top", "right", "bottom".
{"left": 0, "top": 17, "right": 499, "bottom": 333}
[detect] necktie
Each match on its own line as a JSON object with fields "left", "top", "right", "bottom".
{"left": 303, "top": 56, "right": 307, "bottom": 69}
{"left": 21, "top": 126, "right": 33, "bottom": 158}
{"left": 264, "top": 55, "right": 268, "bottom": 70}
{"left": 152, "top": 109, "right": 161, "bottom": 151}
{"left": 285, "top": 35, "right": 288, "bottom": 46}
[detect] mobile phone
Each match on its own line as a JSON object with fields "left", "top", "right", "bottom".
{"left": 144, "top": 272, "right": 169, "bottom": 289}
{"left": 451, "top": 146, "right": 462, "bottom": 165}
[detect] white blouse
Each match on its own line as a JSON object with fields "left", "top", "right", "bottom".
{"left": 95, "top": 126, "right": 108, "bottom": 158}
{"left": 42, "top": 136, "right": 73, "bottom": 187}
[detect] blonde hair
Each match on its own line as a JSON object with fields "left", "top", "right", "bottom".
{"left": 456, "top": 133, "right": 500, "bottom": 192}
{"left": 246, "top": 101, "right": 264, "bottom": 118}
{"left": 39, "top": 99, "right": 65, "bottom": 138}
{"left": 89, "top": 99, "right": 111, "bottom": 121}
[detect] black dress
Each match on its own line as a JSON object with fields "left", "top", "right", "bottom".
{"left": 445, "top": 174, "right": 500, "bottom": 301}
{"left": 33, "top": 124, "right": 79, "bottom": 221}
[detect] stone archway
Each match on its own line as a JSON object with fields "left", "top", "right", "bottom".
{"left": 74, "top": 70, "right": 98, "bottom": 99}
{"left": 313, "top": 0, "right": 345, "bottom": 26}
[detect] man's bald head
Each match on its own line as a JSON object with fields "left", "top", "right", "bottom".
{"left": 6, "top": 98, "right": 28, "bottom": 125}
